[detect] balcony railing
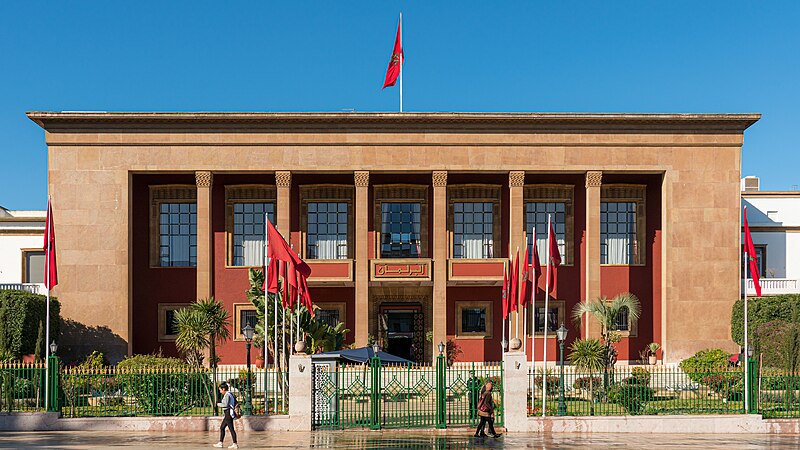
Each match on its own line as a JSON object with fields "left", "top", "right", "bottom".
{"left": 0, "top": 283, "right": 44, "bottom": 295}
{"left": 743, "top": 278, "right": 799, "bottom": 296}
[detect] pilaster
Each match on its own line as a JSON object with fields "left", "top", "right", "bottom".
{"left": 275, "top": 171, "right": 292, "bottom": 238}
{"left": 354, "top": 171, "right": 370, "bottom": 346}
{"left": 432, "top": 171, "right": 448, "bottom": 363}
{"left": 585, "top": 171, "right": 603, "bottom": 339}
{"left": 508, "top": 171, "right": 526, "bottom": 341}
{"left": 195, "top": 171, "right": 213, "bottom": 299}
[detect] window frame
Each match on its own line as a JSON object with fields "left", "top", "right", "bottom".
{"left": 455, "top": 301, "right": 493, "bottom": 339}
{"left": 20, "top": 248, "right": 45, "bottom": 284}
{"left": 299, "top": 185, "right": 354, "bottom": 260}
{"left": 233, "top": 303, "right": 259, "bottom": 341}
{"left": 158, "top": 303, "right": 189, "bottom": 342}
{"left": 314, "top": 302, "right": 347, "bottom": 328}
{"left": 225, "top": 185, "right": 277, "bottom": 268}
{"left": 524, "top": 185, "right": 574, "bottom": 266}
{"left": 447, "top": 185, "right": 501, "bottom": 260}
{"left": 612, "top": 305, "right": 638, "bottom": 338}
{"left": 526, "top": 299, "right": 566, "bottom": 337}
{"left": 600, "top": 184, "right": 647, "bottom": 266}
{"left": 374, "top": 185, "right": 429, "bottom": 258}
{"left": 150, "top": 185, "right": 198, "bottom": 268}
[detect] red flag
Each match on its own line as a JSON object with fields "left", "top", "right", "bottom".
{"left": 501, "top": 264, "right": 509, "bottom": 320}
{"left": 264, "top": 258, "right": 279, "bottom": 293}
{"left": 43, "top": 199, "right": 58, "bottom": 290}
{"left": 299, "top": 274, "right": 314, "bottom": 317}
{"left": 547, "top": 222, "right": 561, "bottom": 293}
{"left": 531, "top": 234, "right": 542, "bottom": 294}
{"left": 743, "top": 207, "right": 762, "bottom": 296}
{"left": 382, "top": 17, "right": 403, "bottom": 89}
{"left": 520, "top": 246, "right": 530, "bottom": 307}
{"left": 509, "top": 250, "right": 519, "bottom": 314}
{"left": 286, "top": 265, "right": 298, "bottom": 309}
{"left": 267, "top": 220, "right": 311, "bottom": 277}
{"left": 280, "top": 262, "right": 289, "bottom": 308}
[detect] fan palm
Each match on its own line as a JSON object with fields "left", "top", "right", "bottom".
{"left": 572, "top": 293, "right": 641, "bottom": 370}
{"left": 192, "top": 297, "right": 231, "bottom": 369}
{"left": 567, "top": 338, "right": 606, "bottom": 415}
{"left": 174, "top": 307, "right": 209, "bottom": 367}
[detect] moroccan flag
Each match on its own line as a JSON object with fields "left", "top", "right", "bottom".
{"left": 43, "top": 199, "right": 57, "bottom": 290}
{"left": 501, "top": 265, "right": 509, "bottom": 320}
{"left": 264, "top": 258, "right": 279, "bottom": 293}
{"left": 266, "top": 220, "right": 311, "bottom": 277}
{"left": 520, "top": 246, "right": 530, "bottom": 307}
{"left": 531, "top": 233, "right": 542, "bottom": 294}
{"left": 743, "top": 207, "right": 762, "bottom": 296}
{"left": 299, "top": 274, "right": 314, "bottom": 317}
{"left": 509, "top": 250, "right": 519, "bottom": 314}
{"left": 280, "top": 262, "right": 289, "bottom": 308}
{"left": 382, "top": 16, "right": 403, "bottom": 89}
{"left": 547, "top": 222, "right": 561, "bottom": 293}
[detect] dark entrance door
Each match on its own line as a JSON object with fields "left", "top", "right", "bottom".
{"left": 385, "top": 310, "right": 415, "bottom": 360}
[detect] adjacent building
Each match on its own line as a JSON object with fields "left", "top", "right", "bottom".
{"left": 27, "top": 112, "right": 759, "bottom": 364}
{"left": 0, "top": 206, "right": 46, "bottom": 294}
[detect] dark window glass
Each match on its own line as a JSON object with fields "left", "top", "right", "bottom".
{"left": 453, "top": 202, "right": 493, "bottom": 258}
{"left": 24, "top": 251, "right": 45, "bottom": 284}
{"left": 240, "top": 309, "right": 258, "bottom": 332}
{"left": 461, "top": 307, "right": 486, "bottom": 333}
{"left": 525, "top": 202, "right": 566, "bottom": 264}
{"left": 232, "top": 203, "right": 275, "bottom": 266}
{"left": 316, "top": 309, "right": 341, "bottom": 327}
{"left": 615, "top": 306, "right": 629, "bottom": 331}
{"left": 600, "top": 202, "right": 637, "bottom": 264}
{"left": 165, "top": 309, "right": 179, "bottom": 336}
{"left": 159, "top": 202, "right": 197, "bottom": 267}
{"left": 533, "top": 306, "right": 559, "bottom": 333}
{"left": 307, "top": 202, "right": 348, "bottom": 259}
{"left": 380, "top": 202, "right": 421, "bottom": 258}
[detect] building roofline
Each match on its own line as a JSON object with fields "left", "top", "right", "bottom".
{"left": 26, "top": 111, "right": 761, "bottom": 133}
{"left": 742, "top": 191, "right": 800, "bottom": 198}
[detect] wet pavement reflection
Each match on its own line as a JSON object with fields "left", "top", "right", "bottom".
{"left": 1, "top": 430, "right": 800, "bottom": 449}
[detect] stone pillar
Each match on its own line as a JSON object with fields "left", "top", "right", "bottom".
{"left": 508, "top": 171, "right": 526, "bottom": 342}
{"left": 354, "top": 171, "right": 370, "bottom": 347}
{"left": 288, "top": 353, "right": 312, "bottom": 431}
{"left": 584, "top": 171, "right": 603, "bottom": 339}
{"left": 195, "top": 171, "right": 213, "bottom": 299}
{"left": 432, "top": 171, "right": 448, "bottom": 363}
{"left": 275, "top": 171, "right": 292, "bottom": 237}
{"left": 502, "top": 351, "right": 528, "bottom": 432}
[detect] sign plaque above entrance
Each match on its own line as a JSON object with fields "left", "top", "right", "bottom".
{"left": 370, "top": 259, "right": 432, "bottom": 282}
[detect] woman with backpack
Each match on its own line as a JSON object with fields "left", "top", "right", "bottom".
{"left": 474, "top": 380, "right": 502, "bottom": 438}
{"left": 214, "top": 382, "right": 239, "bottom": 449}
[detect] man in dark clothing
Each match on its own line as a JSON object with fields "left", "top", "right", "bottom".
{"left": 474, "top": 381, "right": 502, "bottom": 438}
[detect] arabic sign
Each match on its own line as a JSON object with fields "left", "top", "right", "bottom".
{"left": 373, "top": 261, "right": 430, "bottom": 279}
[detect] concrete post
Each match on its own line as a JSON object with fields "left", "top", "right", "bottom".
{"left": 502, "top": 351, "right": 528, "bottom": 432}
{"left": 288, "top": 353, "right": 312, "bottom": 431}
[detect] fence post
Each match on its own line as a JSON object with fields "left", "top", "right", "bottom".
{"left": 370, "top": 354, "right": 381, "bottom": 430}
{"left": 46, "top": 355, "right": 59, "bottom": 413}
{"left": 747, "top": 358, "right": 758, "bottom": 414}
{"left": 502, "top": 351, "right": 528, "bottom": 432}
{"left": 435, "top": 353, "right": 446, "bottom": 429}
{"left": 288, "top": 353, "right": 312, "bottom": 430}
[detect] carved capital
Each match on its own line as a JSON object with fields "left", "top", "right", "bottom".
{"left": 354, "top": 171, "right": 370, "bottom": 188}
{"left": 508, "top": 171, "right": 525, "bottom": 188}
{"left": 195, "top": 171, "right": 213, "bottom": 188}
{"left": 432, "top": 171, "right": 448, "bottom": 188}
{"left": 585, "top": 171, "right": 603, "bottom": 188}
{"left": 275, "top": 171, "right": 292, "bottom": 189}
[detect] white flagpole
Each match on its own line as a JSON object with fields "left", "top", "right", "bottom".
{"left": 264, "top": 213, "right": 273, "bottom": 412}
{"left": 743, "top": 206, "right": 749, "bottom": 413}
{"left": 44, "top": 196, "right": 52, "bottom": 411}
{"left": 399, "top": 13, "right": 403, "bottom": 113}
{"left": 530, "top": 227, "right": 536, "bottom": 410}
{"left": 542, "top": 215, "right": 552, "bottom": 417}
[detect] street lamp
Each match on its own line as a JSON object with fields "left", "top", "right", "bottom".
{"left": 747, "top": 345, "right": 754, "bottom": 359}
{"left": 556, "top": 323, "right": 568, "bottom": 416}
{"left": 242, "top": 324, "right": 254, "bottom": 416}
{"left": 49, "top": 341, "right": 58, "bottom": 355}
{"left": 438, "top": 341, "right": 445, "bottom": 356}
{"left": 372, "top": 342, "right": 380, "bottom": 356}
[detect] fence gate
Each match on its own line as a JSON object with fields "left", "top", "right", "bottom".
{"left": 312, "top": 357, "right": 503, "bottom": 429}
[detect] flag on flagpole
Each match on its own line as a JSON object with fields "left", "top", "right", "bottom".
{"left": 43, "top": 200, "right": 58, "bottom": 290}
{"left": 547, "top": 222, "right": 561, "bottom": 293}
{"left": 743, "top": 207, "right": 762, "bottom": 296}
{"left": 382, "top": 16, "right": 403, "bottom": 89}
{"left": 532, "top": 233, "right": 542, "bottom": 293}
{"left": 509, "top": 249, "right": 519, "bottom": 314}
{"left": 520, "top": 246, "right": 530, "bottom": 308}
{"left": 501, "top": 264, "right": 509, "bottom": 320}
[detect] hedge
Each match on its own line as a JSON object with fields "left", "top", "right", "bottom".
{"left": 0, "top": 290, "right": 60, "bottom": 358}
{"left": 731, "top": 295, "right": 800, "bottom": 346}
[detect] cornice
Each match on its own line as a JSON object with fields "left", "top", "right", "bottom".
{"left": 27, "top": 111, "right": 761, "bottom": 134}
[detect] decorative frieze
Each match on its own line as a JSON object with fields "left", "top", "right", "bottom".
{"left": 354, "top": 171, "right": 370, "bottom": 187}
{"left": 509, "top": 171, "right": 525, "bottom": 187}
{"left": 585, "top": 171, "right": 603, "bottom": 188}
{"left": 275, "top": 171, "right": 292, "bottom": 188}
{"left": 432, "top": 171, "right": 448, "bottom": 187}
{"left": 195, "top": 171, "right": 213, "bottom": 188}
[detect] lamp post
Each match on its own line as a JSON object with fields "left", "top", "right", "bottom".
{"left": 46, "top": 341, "right": 59, "bottom": 412}
{"left": 556, "top": 324, "right": 568, "bottom": 416}
{"left": 436, "top": 341, "right": 446, "bottom": 429}
{"left": 242, "top": 324, "right": 254, "bottom": 416}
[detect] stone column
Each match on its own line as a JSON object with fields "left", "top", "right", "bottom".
{"left": 584, "top": 171, "right": 603, "bottom": 339}
{"left": 195, "top": 171, "right": 213, "bottom": 299}
{"left": 288, "top": 353, "right": 312, "bottom": 431}
{"left": 508, "top": 171, "right": 526, "bottom": 342}
{"left": 432, "top": 171, "right": 448, "bottom": 363}
{"left": 502, "top": 351, "right": 528, "bottom": 432}
{"left": 354, "top": 171, "right": 370, "bottom": 347}
{"left": 275, "top": 171, "right": 292, "bottom": 238}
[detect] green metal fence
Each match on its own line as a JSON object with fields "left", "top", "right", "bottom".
{"left": 312, "top": 357, "right": 503, "bottom": 429}
{"left": 528, "top": 365, "right": 748, "bottom": 416}
{"left": 60, "top": 365, "right": 288, "bottom": 418}
{"left": 757, "top": 369, "right": 800, "bottom": 418}
{"left": 0, "top": 362, "right": 48, "bottom": 413}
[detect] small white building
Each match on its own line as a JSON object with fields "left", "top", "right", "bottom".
{"left": 0, "top": 206, "right": 46, "bottom": 294}
{"left": 741, "top": 176, "right": 800, "bottom": 296}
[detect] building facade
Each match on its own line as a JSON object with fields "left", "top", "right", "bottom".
{"left": 741, "top": 176, "right": 800, "bottom": 296}
{"left": 0, "top": 206, "right": 46, "bottom": 294}
{"left": 28, "top": 112, "right": 759, "bottom": 364}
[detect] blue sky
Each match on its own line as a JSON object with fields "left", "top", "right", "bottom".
{"left": 1, "top": 1, "right": 798, "bottom": 209}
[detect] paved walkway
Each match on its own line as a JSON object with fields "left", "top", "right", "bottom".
{"left": 1, "top": 430, "right": 800, "bottom": 449}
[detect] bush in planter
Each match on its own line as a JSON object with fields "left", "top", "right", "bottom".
{"left": 606, "top": 380, "right": 654, "bottom": 415}
{"left": 116, "top": 354, "right": 212, "bottom": 416}
{"left": 0, "top": 290, "right": 60, "bottom": 358}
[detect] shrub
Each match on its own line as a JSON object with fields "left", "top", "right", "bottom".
{"left": 573, "top": 376, "right": 602, "bottom": 391}
{"left": 115, "top": 354, "right": 212, "bottom": 415}
{"left": 631, "top": 367, "right": 651, "bottom": 385}
{"left": 0, "top": 290, "right": 60, "bottom": 358}
{"left": 533, "top": 375, "right": 559, "bottom": 397}
{"left": 606, "top": 381, "right": 654, "bottom": 415}
{"left": 679, "top": 348, "right": 731, "bottom": 384}
{"left": 731, "top": 295, "right": 800, "bottom": 346}
{"left": 701, "top": 373, "right": 743, "bottom": 400}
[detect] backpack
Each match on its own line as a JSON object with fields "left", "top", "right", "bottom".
{"left": 231, "top": 394, "right": 242, "bottom": 420}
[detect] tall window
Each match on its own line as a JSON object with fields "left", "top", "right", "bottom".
{"left": 307, "top": 202, "right": 348, "bottom": 259}
{"left": 461, "top": 307, "right": 486, "bottom": 333}
{"left": 534, "top": 306, "right": 559, "bottom": 333}
{"left": 159, "top": 203, "right": 197, "bottom": 267}
{"left": 526, "top": 202, "right": 566, "bottom": 264}
{"left": 615, "top": 306, "right": 630, "bottom": 332}
{"left": 743, "top": 245, "right": 767, "bottom": 279}
{"left": 232, "top": 203, "right": 275, "bottom": 266}
{"left": 600, "top": 202, "right": 637, "bottom": 264}
{"left": 453, "top": 202, "right": 493, "bottom": 258}
{"left": 22, "top": 250, "right": 45, "bottom": 283}
{"left": 380, "top": 202, "right": 421, "bottom": 258}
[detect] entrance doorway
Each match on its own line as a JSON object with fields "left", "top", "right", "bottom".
{"left": 379, "top": 304, "right": 424, "bottom": 363}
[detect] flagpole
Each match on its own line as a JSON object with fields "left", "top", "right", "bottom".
{"left": 264, "top": 213, "right": 273, "bottom": 412}
{"left": 44, "top": 196, "right": 51, "bottom": 411}
{"left": 399, "top": 12, "right": 403, "bottom": 113}
{"left": 515, "top": 246, "right": 520, "bottom": 339}
{"left": 530, "top": 227, "right": 536, "bottom": 411}
{"left": 743, "top": 206, "right": 749, "bottom": 413}
{"left": 542, "top": 215, "right": 552, "bottom": 417}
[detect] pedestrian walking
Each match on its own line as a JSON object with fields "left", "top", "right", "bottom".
{"left": 474, "top": 380, "right": 502, "bottom": 438}
{"left": 214, "top": 382, "right": 239, "bottom": 449}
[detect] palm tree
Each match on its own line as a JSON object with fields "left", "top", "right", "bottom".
{"left": 174, "top": 307, "right": 209, "bottom": 367}
{"left": 568, "top": 338, "right": 606, "bottom": 416}
{"left": 571, "top": 292, "right": 641, "bottom": 371}
{"left": 192, "top": 297, "right": 231, "bottom": 369}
